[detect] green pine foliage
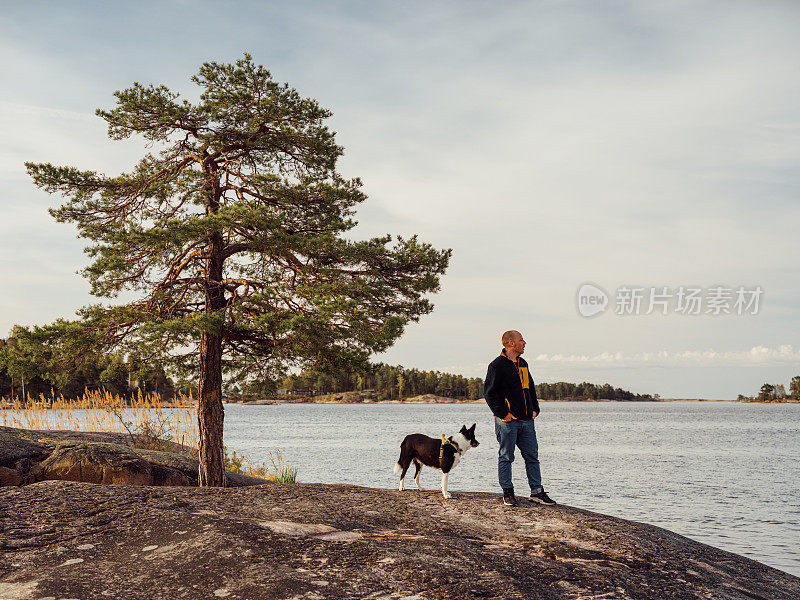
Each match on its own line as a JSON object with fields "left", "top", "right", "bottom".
{"left": 25, "top": 54, "right": 451, "bottom": 382}
{"left": 24, "top": 55, "right": 451, "bottom": 483}
{"left": 0, "top": 328, "right": 176, "bottom": 400}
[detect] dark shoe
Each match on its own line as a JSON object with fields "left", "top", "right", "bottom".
{"left": 502, "top": 488, "right": 518, "bottom": 507}
{"left": 530, "top": 489, "right": 556, "bottom": 505}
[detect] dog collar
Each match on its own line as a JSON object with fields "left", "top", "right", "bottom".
{"left": 439, "top": 435, "right": 462, "bottom": 464}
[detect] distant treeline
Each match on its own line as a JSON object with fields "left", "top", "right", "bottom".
{"left": 738, "top": 377, "right": 800, "bottom": 402}
{"left": 536, "top": 381, "right": 655, "bottom": 401}
{"left": 276, "top": 363, "right": 485, "bottom": 401}
{"left": 2, "top": 326, "right": 653, "bottom": 403}
{"left": 0, "top": 332, "right": 177, "bottom": 400}
{"left": 275, "top": 365, "right": 652, "bottom": 402}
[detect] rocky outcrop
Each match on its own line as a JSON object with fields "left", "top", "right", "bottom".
{"left": 1, "top": 426, "right": 798, "bottom": 598}
{"left": 309, "top": 390, "right": 374, "bottom": 403}
{"left": 0, "top": 481, "right": 798, "bottom": 600}
{"left": 305, "top": 392, "right": 465, "bottom": 403}
{"left": 0, "top": 426, "right": 267, "bottom": 488}
{"left": 37, "top": 441, "right": 191, "bottom": 486}
{"left": 401, "top": 393, "right": 460, "bottom": 403}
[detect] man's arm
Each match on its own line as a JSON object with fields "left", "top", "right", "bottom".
{"left": 528, "top": 363, "right": 541, "bottom": 417}
{"left": 484, "top": 361, "right": 510, "bottom": 419}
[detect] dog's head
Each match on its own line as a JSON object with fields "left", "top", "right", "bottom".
{"left": 460, "top": 423, "right": 479, "bottom": 448}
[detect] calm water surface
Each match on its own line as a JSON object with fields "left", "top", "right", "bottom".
{"left": 222, "top": 401, "right": 800, "bottom": 576}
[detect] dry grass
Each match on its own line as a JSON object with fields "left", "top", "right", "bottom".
{"left": 0, "top": 390, "right": 295, "bottom": 481}
{"left": 0, "top": 389, "right": 198, "bottom": 449}
{"left": 227, "top": 447, "right": 298, "bottom": 483}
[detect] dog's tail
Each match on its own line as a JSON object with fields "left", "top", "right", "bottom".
{"left": 393, "top": 462, "right": 402, "bottom": 473}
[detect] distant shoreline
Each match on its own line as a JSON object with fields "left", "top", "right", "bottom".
{"left": 234, "top": 396, "right": 800, "bottom": 405}
{"left": 5, "top": 397, "right": 795, "bottom": 409}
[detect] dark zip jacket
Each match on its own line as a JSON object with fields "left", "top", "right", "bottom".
{"left": 484, "top": 349, "right": 540, "bottom": 420}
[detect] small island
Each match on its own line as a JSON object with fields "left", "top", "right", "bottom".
{"left": 737, "top": 378, "right": 800, "bottom": 403}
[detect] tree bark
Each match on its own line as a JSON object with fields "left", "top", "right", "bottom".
{"left": 198, "top": 325, "right": 225, "bottom": 486}
{"left": 198, "top": 159, "right": 227, "bottom": 487}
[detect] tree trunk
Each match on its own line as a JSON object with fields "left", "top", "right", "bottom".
{"left": 198, "top": 159, "right": 226, "bottom": 487}
{"left": 198, "top": 231, "right": 226, "bottom": 486}
{"left": 198, "top": 325, "right": 225, "bottom": 486}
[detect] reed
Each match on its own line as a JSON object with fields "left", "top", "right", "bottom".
{"left": 0, "top": 389, "right": 198, "bottom": 450}
{"left": 0, "top": 390, "right": 295, "bottom": 481}
{"left": 226, "top": 447, "right": 298, "bottom": 483}
{"left": 264, "top": 448, "right": 299, "bottom": 483}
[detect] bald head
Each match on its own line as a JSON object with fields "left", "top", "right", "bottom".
{"left": 501, "top": 330, "right": 526, "bottom": 360}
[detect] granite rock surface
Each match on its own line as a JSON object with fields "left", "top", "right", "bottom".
{"left": 1, "top": 479, "right": 798, "bottom": 600}
{"left": 0, "top": 426, "right": 266, "bottom": 488}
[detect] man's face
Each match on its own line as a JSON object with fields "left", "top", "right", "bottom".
{"left": 509, "top": 332, "right": 526, "bottom": 355}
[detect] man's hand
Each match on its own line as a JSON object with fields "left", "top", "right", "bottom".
{"left": 531, "top": 411, "right": 539, "bottom": 419}
{"left": 502, "top": 413, "right": 517, "bottom": 422}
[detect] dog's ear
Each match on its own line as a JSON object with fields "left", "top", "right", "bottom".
{"left": 460, "top": 424, "right": 467, "bottom": 433}
{"left": 469, "top": 423, "right": 476, "bottom": 433}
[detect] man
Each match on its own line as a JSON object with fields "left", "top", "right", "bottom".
{"left": 484, "top": 330, "right": 556, "bottom": 507}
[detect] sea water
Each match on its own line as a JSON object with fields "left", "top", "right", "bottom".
{"left": 222, "top": 401, "right": 800, "bottom": 576}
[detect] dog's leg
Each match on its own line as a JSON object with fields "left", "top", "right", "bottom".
{"left": 397, "top": 444, "right": 412, "bottom": 491}
{"left": 413, "top": 459, "right": 424, "bottom": 490}
{"left": 441, "top": 472, "right": 451, "bottom": 499}
{"left": 399, "top": 459, "right": 410, "bottom": 491}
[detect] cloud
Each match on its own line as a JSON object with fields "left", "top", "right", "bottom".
{"left": 0, "top": 100, "right": 94, "bottom": 122}
{"left": 532, "top": 345, "right": 800, "bottom": 367}
{"left": 0, "top": 100, "right": 143, "bottom": 181}
{"left": 2, "top": 1, "right": 799, "bottom": 399}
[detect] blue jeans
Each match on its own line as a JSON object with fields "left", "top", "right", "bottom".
{"left": 495, "top": 417, "right": 542, "bottom": 493}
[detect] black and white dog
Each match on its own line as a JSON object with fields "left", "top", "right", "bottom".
{"left": 394, "top": 423, "right": 479, "bottom": 498}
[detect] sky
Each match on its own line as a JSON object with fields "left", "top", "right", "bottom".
{"left": 1, "top": 1, "right": 799, "bottom": 398}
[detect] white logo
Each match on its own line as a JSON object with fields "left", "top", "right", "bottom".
{"left": 577, "top": 283, "right": 609, "bottom": 318}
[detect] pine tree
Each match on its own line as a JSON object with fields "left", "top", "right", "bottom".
{"left": 758, "top": 383, "right": 776, "bottom": 402}
{"left": 790, "top": 376, "right": 800, "bottom": 401}
{"left": 26, "top": 55, "right": 450, "bottom": 485}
